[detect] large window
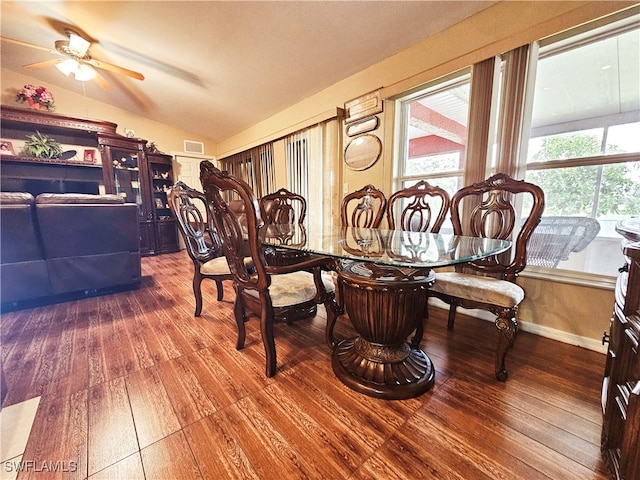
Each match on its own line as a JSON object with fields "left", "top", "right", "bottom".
{"left": 396, "top": 72, "right": 471, "bottom": 231}
{"left": 524, "top": 16, "right": 640, "bottom": 276}
{"left": 395, "top": 11, "right": 639, "bottom": 278}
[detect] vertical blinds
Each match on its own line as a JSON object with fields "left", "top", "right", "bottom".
{"left": 219, "top": 143, "right": 275, "bottom": 198}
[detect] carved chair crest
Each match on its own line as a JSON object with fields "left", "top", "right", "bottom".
{"left": 341, "top": 184, "right": 387, "bottom": 228}
{"left": 200, "top": 161, "right": 268, "bottom": 289}
{"left": 261, "top": 188, "right": 306, "bottom": 225}
{"left": 387, "top": 180, "right": 450, "bottom": 233}
{"left": 168, "top": 181, "right": 222, "bottom": 263}
{"left": 451, "top": 173, "right": 545, "bottom": 281}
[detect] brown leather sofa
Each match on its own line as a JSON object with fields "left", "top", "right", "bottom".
{"left": 1, "top": 192, "right": 141, "bottom": 310}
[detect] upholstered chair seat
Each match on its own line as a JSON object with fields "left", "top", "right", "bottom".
{"left": 243, "top": 270, "right": 335, "bottom": 307}
{"left": 430, "top": 272, "right": 525, "bottom": 308}
{"left": 200, "top": 256, "right": 254, "bottom": 276}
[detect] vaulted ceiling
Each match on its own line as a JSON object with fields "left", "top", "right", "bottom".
{"left": 0, "top": 1, "right": 495, "bottom": 143}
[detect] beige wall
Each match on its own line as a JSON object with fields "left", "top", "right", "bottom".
{"left": 213, "top": 0, "right": 634, "bottom": 350}
{"left": 1, "top": 69, "right": 215, "bottom": 156}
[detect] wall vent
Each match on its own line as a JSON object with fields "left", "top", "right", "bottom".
{"left": 183, "top": 140, "right": 204, "bottom": 154}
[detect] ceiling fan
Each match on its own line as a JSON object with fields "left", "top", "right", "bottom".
{"left": 1, "top": 30, "right": 144, "bottom": 91}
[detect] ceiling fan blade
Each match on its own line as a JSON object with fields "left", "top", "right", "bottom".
{"left": 1, "top": 36, "right": 59, "bottom": 55}
{"left": 23, "top": 58, "right": 63, "bottom": 70}
{"left": 93, "top": 71, "right": 113, "bottom": 91}
{"left": 67, "top": 32, "right": 91, "bottom": 56}
{"left": 86, "top": 58, "right": 144, "bottom": 81}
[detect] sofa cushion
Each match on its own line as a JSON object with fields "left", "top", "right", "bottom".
{"left": 36, "top": 193, "right": 124, "bottom": 204}
{"left": 36, "top": 201, "right": 139, "bottom": 258}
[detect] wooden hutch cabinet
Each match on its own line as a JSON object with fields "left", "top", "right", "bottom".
{"left": 0, "top": 105, "right": 179, "bottom": 256}
{"left": 602, "top": 218, "right": 640, "bottom": 480}
{"left": 147, "top": 152, "right": 180, "bottom": 254}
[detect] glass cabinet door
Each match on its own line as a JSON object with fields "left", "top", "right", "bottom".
{"left": 111, "top": 149, "right": 143, "bottom": 218}
{"left": 150, "top": 160, "right": 173, "bottom": 220}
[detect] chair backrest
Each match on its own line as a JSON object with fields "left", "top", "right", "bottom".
{"left": 341, "top": 184, "right": 387, "bottom": 228}
{"left": 260, "top": 188, "right": 306, "bottom": 225}
{"left": 386, "top": 180, "right": 450, "bottom": 233}
{"left": 526, "top": 216, "right": 600, "bottom": 267}
{"left": 450, "top": 173, "right": 545, "bottom": 281}
{"left": 199, "top": 161, "right": 269, "bottom": 292}
{"left": 167, "top": 181, "right": 223, "bottom": 265}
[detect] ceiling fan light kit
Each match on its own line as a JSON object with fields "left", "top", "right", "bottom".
{"left": 55, "top": 58, "right": 97, "bottom": 81}
{"left": 1, "top": 30, "right": 144, "bottom": 91}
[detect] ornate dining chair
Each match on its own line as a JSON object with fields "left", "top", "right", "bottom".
{"left": 387, "top": 180, "right": 451, "bottom": 348}
{"left": 167, "top": 181, "right": 236, "bottom": 316}
{"left": 259, "top": 188, "right": 310, "bottom": 267}
{"left": 199, "top": 161, "right": 338, "bottom": 377}
{"left": 260, "top": 188, "right": 306, "bottom": 225}
{"left": 386, "top": 180, "right": 450, "bottom": 233}
{"left": 427, "top": 173, "right": 545, "bottom": 381}
{"left": 339, "top": 184, "right": 387, "bottom": 323}
{"left": 341, "top": 184, "right": 387, "bottom": 228}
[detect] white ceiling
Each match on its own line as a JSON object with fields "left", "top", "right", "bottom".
{"left": 0, "top": 1, "right": 496, "bottom": 144}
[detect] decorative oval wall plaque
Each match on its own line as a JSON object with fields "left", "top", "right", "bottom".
{"left": 344, "top": 134, "right": 382, "bottom": 171}
{"left": 346, "top": 116, "right": 379, "bottom": 137}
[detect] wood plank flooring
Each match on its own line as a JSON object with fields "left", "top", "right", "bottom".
{"left": 0, "top": 251, "right": 612, "bottom": 479}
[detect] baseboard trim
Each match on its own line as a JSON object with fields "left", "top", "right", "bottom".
{"left": 428, "top": 300, "right": 607, "bottom": 354}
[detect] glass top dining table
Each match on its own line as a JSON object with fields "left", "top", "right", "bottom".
{"left": 261, "top": 223, "right": 511, "bottom": 400}
{"left": 262, "top": 223, "right": 511, "bottom": 270}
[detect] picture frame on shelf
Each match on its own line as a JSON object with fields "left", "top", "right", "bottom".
{"left": 0, "top": 140, "right": 16, "bottom": 155}
{"left": 83, "top": 149, "right": 96, "bottom": 163}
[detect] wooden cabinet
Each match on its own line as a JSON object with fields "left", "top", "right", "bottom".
{"left": 98, "top": 134, "right": 154, "bottom": 255}
{"left": 0, "top": 105, "right": 113, "bottom": 197}
{"left": 602, "top": 218, "right": 640, "bottom": 480}
{"left": 148, "top": 152, "right": 179, "bottom": 254}
{"left": 0, "top": 105, "right": 178, "bottom": 256}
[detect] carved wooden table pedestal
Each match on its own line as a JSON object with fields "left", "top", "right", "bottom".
{"left": 332, "top": 261, "right": 436, "bottom": 400}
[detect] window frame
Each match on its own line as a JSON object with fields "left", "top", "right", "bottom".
{"left": 518, "top": 15, "right": 639, "bottom": 281}
{"left": 392, "top": 9, "right": 638, "bottom": 284}
{"left": 395, "top": 70, "right": 471, "bottom": 195}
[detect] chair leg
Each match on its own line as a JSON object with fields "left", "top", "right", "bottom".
{"left": 193, "top": 271, "right": 203, "bottom": 317}
{"left": 215, "top": 279, "right": 224, "bottom": 301}
{"left": 494, "top": 309, "right": 518, "bottom": 381}
{"left": 447, "top": 303, "right": 457, "bottom": 330}
{"left": 259, "top": 292, "right": 277, "bottom": 377}
{"left": 234, "top": 286, "right": 247, "bottom": 350}
{"left": 324, "top": 292, "right": 343, "bottom": 349}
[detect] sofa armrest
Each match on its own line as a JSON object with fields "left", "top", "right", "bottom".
{"left": 0, "top": 192, "right": 44, "bottom": 263}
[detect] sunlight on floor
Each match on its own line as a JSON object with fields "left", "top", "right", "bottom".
{"left": 0, "top": 397, "right": 40, "bottom": 480}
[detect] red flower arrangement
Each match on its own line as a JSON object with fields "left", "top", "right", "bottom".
{"left": 16, "top": 85, "right": 56, "bottom": 112}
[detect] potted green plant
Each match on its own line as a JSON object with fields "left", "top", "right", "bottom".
{"left": 24, "top": 131, "right": 62, "bottom": 158}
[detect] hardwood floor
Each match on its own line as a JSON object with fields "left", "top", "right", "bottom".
{"left": 0, "top": 251, "right": 611, "bottom": 479}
